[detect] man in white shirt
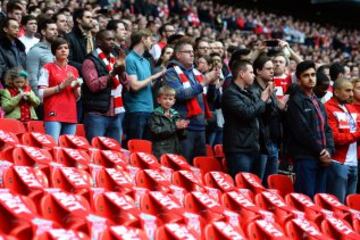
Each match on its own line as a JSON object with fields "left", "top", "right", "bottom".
{"left": 19, "top": 15, "right": 39, "bottom": 53}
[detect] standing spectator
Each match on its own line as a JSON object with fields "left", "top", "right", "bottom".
{"left": 3, "top": 1, "right": 23, "bottom": 24}
{"left": 19, "top": 15, "right": 39, "bottom": 53}
{"left": 38, "top": 38, "right": 81, "bottom": 142}
{"left": 195, "top": 37, "right": 210, "bottom": 58}
{"left": 285, "top": 61, "right": 334, "bottom": 198}
{"left": 0, "top": 18, "right": 26, "bottom": 84}
{"left": 164, "top": 37, "right": 219, "bottom": 162}
{"left": 325, "top": 79, "right": 360, "bottom": 203}
{"left": 82, "top": 30, "right": 126, "bottom": 143}
{"left": 222, "top": 60, "right": 272, "bottom": 178}
{"left": 125, "top": 29, "right": 165, "bottom": 141}
{"left": 106, "top": 20, "right": 129, "bottom": 51}
{"left": 149, "top": 86, "right": 188, "bottom": 159}
{"left": 26, "top": 19, "right": 58, "bottom": 96}
{"left": 150, "top": 23, "right": 175, "bottom": 61}
{"left": 66, "top": 8, "right": 94, "bottom": 73}
{"left": 330, "top": 63, "right": 345, "bottom": 85}
{"left": 0, "top": 67, "right": 40, "bottom": 121}
{"left": 53, "top": 12, "right": 68, "bottom": 37}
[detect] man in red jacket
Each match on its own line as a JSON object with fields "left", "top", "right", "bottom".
{"left": 325, "top": 78, "right": 360, "bottom": 203}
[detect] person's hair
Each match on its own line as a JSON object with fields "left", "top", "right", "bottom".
{"left": 106, "top": 19, "right": 127, "bottom": 31}
{"left": 38, "top": 18, "right": 56, "bottom": 34}
{"left": 329, "top": 63, "right": 345, "bottom": 81}
{"left": 317, "top": 64, "right": 330, "bottom": 75}
{"left": 4, "top": 67, "right": 28, "bottom": 87}
{"left": 159, "top": 23, "right": 173, "bottom": 36}
{"left": 52, "top": 11, "right": 65, "bottom": 22}
{"left": 1, "top": 17, "right": 18, "bottom": 32}
{"left": 73, "top": 8, "right": 89, "bottom": 26}
{"left": 28, "top": 5, "right": 40, "bottom": 15}
{"left": 316, "top": 70, "right": 330, "bottom": 85}
{"left": 295, "top": 60, "right": 316, "bottom": 79}
{"left": 6, "top": 0, "right": 23, "bottom": 13}
{"left": 333, "top": 78, "right": 352, "bottom": 91}
{"left": 228, "top": 48, "right": 251, "bottom": 71}
{"left": 157, "top": 85, "right": 176, "bottom": 97}
{"left": 21, "top": 15, "right": 37, "bottom": 26}
{"left": 51, "top": 37, "right": 68, "bottom": 55}
{"left": 57, "top": 7, "right": 71, "bottom": 15}
{"left": 156, "top": 45, "right": 174, "bottom": 67}
{"left": 173, "top": 37, "right": 193, "bottom": 53}
{"left": 273, "top": 52, "right": 289, "bottom": 66}
{"left": 352, "top": 78, "right": 360, "bottom": 86}
{"left": 253, "top": 55, "right": 272, "bottom": 75}
{"left": 129, "top": 29, "right": 152, "bottom": 49}
{"left": 231, "top": 60, "right": 252, "bottom": 79}
{"left": 95, "top": 29, "right": 111, "bottom": 42}
{"left": 194, "top": 37, "right": 209, "bottom": 50}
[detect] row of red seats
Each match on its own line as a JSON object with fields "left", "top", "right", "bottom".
{"left": 1, "top": 124, "right": 360, "bottom": 239}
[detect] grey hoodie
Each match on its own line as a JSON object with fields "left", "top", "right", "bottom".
{"left": 26, "top": 42, "right": 54, "bottom": 96}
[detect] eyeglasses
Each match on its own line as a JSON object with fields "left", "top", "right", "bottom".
{"left": 179, "top": 50, "right": 194, "bottom": 54}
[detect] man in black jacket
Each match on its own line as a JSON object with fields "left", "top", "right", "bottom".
{"left": 222, "top": 60, "right": 272, "bottom": 178}
{"left": 285, "top": 61, "right": 334, "bottom": 198}
{"left": 0, "top": 17, "right": 26, "bottom": 84}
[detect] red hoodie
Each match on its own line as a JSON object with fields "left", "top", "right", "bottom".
{"left": 325, "top": 98, "right": 360, "bottom": 163}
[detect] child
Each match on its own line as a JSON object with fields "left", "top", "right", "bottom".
{"left": 0, "top": 68, "right": 40, "bottom": 122}
{"left": 149, "top": 85, "right": 189, "bottom": 159}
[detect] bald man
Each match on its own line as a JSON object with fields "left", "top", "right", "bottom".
{"left": 325, "top": 79, "right": 360, "bottom": 203}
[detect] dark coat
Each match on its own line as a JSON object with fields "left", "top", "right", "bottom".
{"left": 0, "top": 36, "right": 26, "bottom": 83}
{"left": 222, "top": 82, "right": 266, "bottom": 153}
{"left": 284, "top": 85, "right": 334, "bottom": 160}
{"left": 149, "top": 107, "right": 185, "bottom": 159}
{"left": 65, "top": 26, "right": 95, "bottom": 74}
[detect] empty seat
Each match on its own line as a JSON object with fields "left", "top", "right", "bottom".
{"left": 267, "top": 174, "right": 294, "bottom": 197}
{"left": 21, "top": 132, "right": 56, "bottom": 149}
{"left": 193, "top": 156, "right": 224, "bottom": 175}
{"left": 127, "top": 139, "right": 152, "bottom": 154}
{"left": 26, "top": 120, "right": 45, "bottom": 133}
{"left": 0, "top": 119, "right": 26, "bottom": 135}
{"left": 346, "top": 194, "right": 360, "bottom": 211}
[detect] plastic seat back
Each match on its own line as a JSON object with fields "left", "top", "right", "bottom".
{"left": 0, "top": 119, "right": 26, "bottom": 135}
{"left": 130, "top": 152, "right": 160, "bottom": 169}
{"left": 204, "top": 171, "right": 235, "bottom": 192}
{"left": 267, "top": 174, "right": 294, "bottom": 197}
{"left": 204, "top": 221, "right": 246, "bottom": 240}
{"left": 285, "top": 218, "right": 332, "bottom": 240}
{"left": 21, "top": 132, "right": 56, "bottom": 149}
{"left": 346, "top": 194, "right": 360, "bottom": 211}
{"left": 235, "top": 172, "right": 266, "bottom": 194}
{"left": 155, "top": 223, "right": 198, "bottom": 240}
{"left": 193, "top": 156, "right": 224, "bottom": 175}
{"left": 127, "top": 139, "right": 152, "bottom": 154}
{"left": 26, "top": 121, "right": 45, "bottom": 133}
{"left": 75, "top": 124, "right": 86, "bottom": 138}
{"left": 247, "top": 220, "right": 288, "bottom": 240}
{"left": 58, "top": 135, "right": 90, "bottom": 150}
{"left": 91, "top": 136, "right": 121, "bottom": 151}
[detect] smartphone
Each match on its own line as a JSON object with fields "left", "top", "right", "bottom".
{"left": 264, "top": 40, "right": 279, "bottom": 47}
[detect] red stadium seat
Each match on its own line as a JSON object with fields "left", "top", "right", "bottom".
{"left": 213, "top": 144, "right": 224, "bottom": 158}
{"left": 130, "top": 152, "right": 160, "bottom": 169}
{"left": 247, "top": 220, "right": 288, "bottom": 240}
{"left": 206, "top": 144, "right": 214, "bottom": 157}
{"left": 267, "top": 174, "right": 294, "bottom": 197}
{"left": 285, "top": 218, "right": 332, "bottom": 240}
{"left": 95, "top": 167, "right": 134, "bottom": 193}
{"left": 172, "top": 170, "right": 203, "bottom": 192}
{"left": 92, "top": 149, "right": 128, "bottom": 168}
{"left": 160, "top": 154, "right": 191, "bottom": 171}
{"left": 204, "top": 221, "right": 246, "bottom": 240}
{"left": 75, "top": 124, "right": 86, "bottom": 138}
{"left": 127, "top": 139, "right": 152, "bottom": 154}
{"left": 50, "top": 167, "right": 91, "bottom": 194}
{"left": 346, "top": 194, "right": 360, "bottom": 211}
{"left": 26, "top": 120, "right": 45, "bottom": 133}
{"left": 12, "top": 145, "right": 52, "bottom": 166}
{"left": 58, "top": 135, "right": 90, "bottom": 150}
{"left": 21, "top": 132, "right": 56, "bottom": 149}
{"left": 193, "top": 156, "right": 224, "bottom": 175}
{"left": 203, "top": 171, "right": 235, "bottom": 192}
{"left": 0, "top": 118, "right": 26, "bottom": 135}
{"left": 235, "top": 172, "right": 266, "bottom": 194}
{"left": 91, "top": 136, "right": 121, "bottom": 151}
{"left": 156, "top": 223, "right": 199, "bottom": 240}
{"left": 321, "top": 217, "right": 360, "bottom": 239}
{"left": 101, "top": 226, "right": 148, "bottom": 240}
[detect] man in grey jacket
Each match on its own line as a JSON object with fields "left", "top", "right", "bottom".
{"left": 26, "top": 19, "right": 58, "bottom": 96}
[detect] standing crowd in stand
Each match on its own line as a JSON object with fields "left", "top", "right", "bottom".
{"left": 0, "top": 0, "right": 360, "bottom": 202}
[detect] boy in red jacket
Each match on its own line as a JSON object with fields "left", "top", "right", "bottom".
{"left": 325, "top": 79, "right": 360, "bottom": 203}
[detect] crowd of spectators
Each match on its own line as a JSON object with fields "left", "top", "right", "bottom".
{"left": 0, "top": 0, "right": 359, "bottom": 202}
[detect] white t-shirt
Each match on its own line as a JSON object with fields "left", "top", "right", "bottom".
{"left": 19, "top": 35, "right": 39, "bottom": 53}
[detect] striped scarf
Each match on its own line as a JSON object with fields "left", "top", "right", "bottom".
{"left": 310, "top": 95, "right": 326, "bottom": 149}
{"left": 96, "top": 48, "right": 125, "bottom": 114}
{"left": 173, "top": 66, "right": 212, "bottom": 119}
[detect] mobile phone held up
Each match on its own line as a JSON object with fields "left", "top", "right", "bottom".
{"left": 264, "top": 40, "right": 279, "bottom": 47}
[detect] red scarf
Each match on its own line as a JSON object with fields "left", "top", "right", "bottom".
{"left": 96, "top": 48, "right": 125, "bottom": 114}
{"left": 8, "top": 86, "right": 31, "bottom": 122}
{"left": 173, "top": 66, "right": 212, "bottom": 119}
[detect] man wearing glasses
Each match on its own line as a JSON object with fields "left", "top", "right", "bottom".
{"left": 164, "top": 37, "right": 220, "bottom": 163}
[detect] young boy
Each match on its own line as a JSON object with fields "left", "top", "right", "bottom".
{"left": 149, "top": 85, "right": 189, "bottom": 159}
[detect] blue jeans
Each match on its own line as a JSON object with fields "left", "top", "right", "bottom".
{"left": 327, "top": 162, "right": 358, "bottom": 203}
{"left": 125, "top": 112, "right": 151, "bottom": 142}
{"left": 45, "top": 121, "right": 77, "bottom": 143}
{"left": 207, "top": 126, "right": 223, "bottom": 146}
{"left": 263, "top": 142, "right": 279, "bottom": 186}
{"left": 84, "top": 112, "right": 125, "bottom": 144}
{"left": 181, "top": 130, "right": 206, "bottom": 164}
{"left": 225, "top": 152, "right": 261, "bottom": 178}
{"left": 294, "top": 158, "right": 329, "bottom": 198}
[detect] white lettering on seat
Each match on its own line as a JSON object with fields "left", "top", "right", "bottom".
{"left": 213, "top": 221, "right": 245, "bottom": 240}
{"left": 104, "top": 192, "right": 134, "bottom": 210}
{"left": 60, "top": 167, "right": 88, "bottom": 186}
{"left": 22, "top": 146, "right": 50, "bottom": 162}
{"left": 0, "top": 192, "right": 33, "bottom": 215}
{"left": 166, "top": 223, "right": 197, "bottom": 240}
{"left": 32, "top": 133, "right": 52, "bottom": 144}
{"left": 106, "top": 168, "right": 132, "bottom": 185}
{"left": 150, "top": 191, "right": 181, "bottom": 210}
{"left": 137, "top": 152, "right": 158, "bottom": 166}
{"left": 14, "top": 166, "right": 43, "bottom": 188}
{"left": 192, "top": 191, "right": 220, "bottom": 209}
{"left": 51, "top": 192, "right": 86, "bottom": 212}
{"left": 99, "top": 137, "right": 118, "bottom": 148}
{"left": 292, "top": 218, "right": 321, "bottom": 236}
{"left": 327, "top": 217, "right": 353, "bottom": 235}
{"left": 67, "top": 135, "right": 87, "bottom": 147}
{"left": 111, "top": 226, "right": 142, "bottom": 239}
{"left": 63, "top": 148, "right": 87, "bottom": 162}
{"left": 210, "top": 172, "right": 233, "bottom": 190}
{"left": 256, "top": 220, "right": 284, "bottom": 237}
{"left": 0, "top": 130, "right": 17, "bottom": 143}
{"left": 228, "top": 191, "right": 255, "bottom": 208}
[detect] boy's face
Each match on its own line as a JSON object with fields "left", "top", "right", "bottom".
{"left": 157, "top": 94, "right": 175, "bottom": 111}
{"left": 13, "top": 77, "right": 26, "bottom": 88}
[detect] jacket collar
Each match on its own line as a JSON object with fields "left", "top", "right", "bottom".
{"left": 0, "top": 35, "right": 25, "bottom": 51}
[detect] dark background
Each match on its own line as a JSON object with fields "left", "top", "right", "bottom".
{"left": 217, "top": 0, "right": 360, "bottom": 28}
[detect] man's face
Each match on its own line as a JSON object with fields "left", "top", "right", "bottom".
{"left": 43, "top": 23, "right": 58, "bottom": 43}
{"left": 273, "top": 56, "right": 287, "bottom": 76}
{"left": 344, "top": 66, "right": 351, "bottom": 80}
{"left": 8, "top": 9, "right": 23, "bottom": 23}
{"left": 176, "top": 44, "right": 194, "bottom": 67}
{"left": 164, "top": 25, "right": 175, "bottom": 38}
{"left": 353, "top": 82, "right": 360, "bottom": 102}
{"left": 142, "top": 36, "right": 153, "bottom": 51}
{"left": 4, "top": 19, "right": 20, "bottom": 39}
{"left": 99, "top": 31, "right": 115, "bottom": 53}
{"left": 212, "top": 41, "right": 224, "bottom": 57}
{"left": 98, "top": 17, "right": 109, "bottom": 31}
{"left": 79, "top": 11, "right": 93, "bottom": 31}
{"left": 56, "top": 14, "right": 68, "bottom": 33}
{"left": 299, "top": 68, "right": 316, "bottom": 91}
{"left": 25, "top": 19, "right": 37, "bottom": 34}
{"left": 335, "top": 82, "right": 353, "bottom": 103}
{"left": 115, "top": 23, "right": 127, "bottom": 42}
{"left": 242, "top": 65, "right": 255, "bottom": 87}
{"left": 257, "top": 60, "right": 274, "bottom": 82}
{"left": 197, "top": 41, "right": 210, "bottom": 57}
{"left": 352, "top": 67, "right": 359, "bottom": 79}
